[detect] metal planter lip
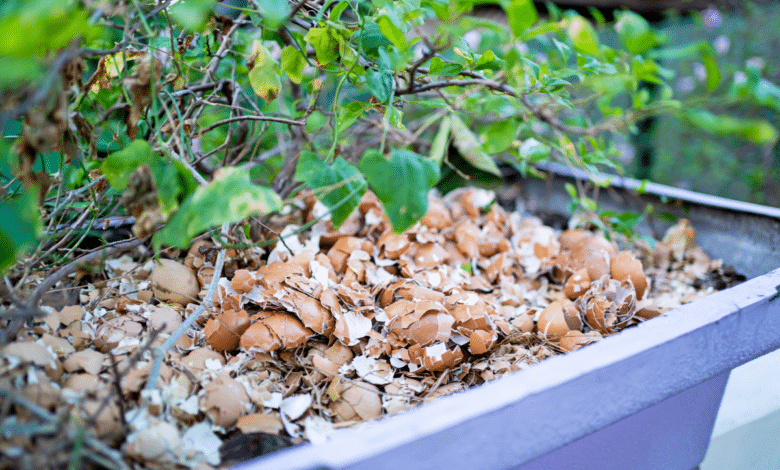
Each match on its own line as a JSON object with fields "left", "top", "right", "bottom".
{"left": 237, "top": 269, "right": 780, "bottom": 470}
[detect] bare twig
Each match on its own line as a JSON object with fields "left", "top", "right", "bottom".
{"left": 195, "top": 114, "right": 304, "bottom": 136}
{"left": 144, "top": 225, "right": 228, "bottom": 391}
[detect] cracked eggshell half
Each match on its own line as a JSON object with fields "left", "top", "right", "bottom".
{"left": 611, "top": 251, "right": 648, "bottom": 299}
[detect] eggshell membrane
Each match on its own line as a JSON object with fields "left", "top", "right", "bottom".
{"left": 611, "top": 251, "right": 648, "bottom": 299}
{"left": 564, "top": 268, "right": 591, "bottom": 300}
{"left": 330, "top": 380, "right": 382, "bottom": 422}
{"left": 236, "top": 413, "right": 284, "bottom": 434}
{"left": 204, "top": 309, "right": 250, "bottom": 352}
{"left": 202, "top": 374, "right": 250, "bottom": 428}
{"left": 149, "top": 259, "right": 199, "bottom": 305}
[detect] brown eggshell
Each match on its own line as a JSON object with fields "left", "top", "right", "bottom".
{"left": 124, "top": 420, "right": 182, "bottom": 465}
{"left": 41, "top": 333, "right": 75, "bottom": 357}
{"left": 559, "top": 330, "right": 590, "bottom": 352}
{"left": 558, "top": 229, "right": 591, "bottom": 250}
{"left": 63, "top": 349, "right": 106, "bottom": 375}
{"left": 148, "top": 306, "right": 182, "bottom": 335}
{"left": 537, "top": 300, "right": 581, "bottom": 340}
{"left": 611, "top": 251, "right": 648, "bottom": 299}
{"left": 262, "top": 313, "right": 313, "bottom": 349}
{"left": 22, "top": 371, "right": 61, "bottom": 410}
{"left": 292, "top": 294, "right": 335, "bottom": 336}
{"left": 83, "top": 398, "right": 122, "bottom": 440}
{"left": 511, "top": 312, "right": 535, "bottom": 333}
{"left": 93, "top": 316, "right": 143, "bottom": 353}
{"left": 330, "top": 380, "right": 382, "bottom": 422}
{"left": 181, "top": 347, "right": 226, "bottom": 377}
{"left": 404, "top": 312, "right": 454, "bottom": 347}
{"left": 205, "top": 309, "right": 250, "bottom": 352}
{"left": 635, "top": 300, "right": 662, "bottom": 320}
{"left": 236, "top": 413, "right": 284, "bottom": 435}
{"left": 240, "top": 320, "right": 282, "bottom": 352}
{"left": 3, "top": 341, "right": 62, "bottom": 381}
{"left": 564, "top": 268, "right": 591, "bottom": 299}
{"left": 202, "top": 374, "right": 250, "bottom": 428}
{"left": 420, "top": 198, "right": 452, "bottom": 230}
{"left": 469, "top": 330, "right": 495, "bottom": 355}
{"left": 566, "top": 238, "right": 613, "bottom": 281}
{"left": 58, "top": 305, "right": 85, "bottom": 326}
{"left": 324, "top": 342, "right": 354, "bottom": 366}
{"left": 149, "top": 259, "right": 200, "bottom": 305}
{"left": 231, "top": 269, "right": 256, "bottom": 294}
{"left": 378, "top": 231, "right": 410, "bottom": 259}
{"left": 64, "top": 373, "right": 106, "bottom": 394}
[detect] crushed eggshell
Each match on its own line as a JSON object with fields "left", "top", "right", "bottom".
{"left": 149, "top": 259, "right": 200, "bottom": 305}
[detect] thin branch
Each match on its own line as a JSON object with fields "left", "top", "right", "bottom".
{"left": 195, "top": 115, "right": 304, "bottom": 136}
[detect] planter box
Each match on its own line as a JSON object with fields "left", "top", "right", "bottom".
{"left": 236, "top": 167, "right": 780, "bottom": 470}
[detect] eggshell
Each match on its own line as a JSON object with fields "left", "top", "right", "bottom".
{"left": 149, "top": 259, "right": 200, "bottom": 305}
{"left": 3, "top": 341, "right": 62, "bottom": 381}
{"left": 231, "top": 269, "right": 256, "bottom": 294}
{"left": 148, "top": 306, "right": 182, "bottom": 335}
{"left": 559, "top": 330, "right": 590, "bottom": 352}
{"left": 611, "top": 251, "right": 648, "bottom": 299}
{"left": 378, "top": 231, "right": 409, "bottom": 259}
{"left": 58, "top": 305, "right": 84, "bottom": 326}
{"left": 558, "top": 229, "right": 591, "bottom": 250}
{"left": 330, "top": 380, "right": 382, "bottom": 422}
{"left": 124, "top": 420, "right": 182, "bottom": 466}
{"left": 204, "top": 309, "right": 250, "bottom": 352}
{"left": 63, "top": 349, "right": 106, "bottom": 375}
{"left": 420, "top": 198, "right": 452, "bottom": 230}
{"left": 22, "top": 371, "right": 61, "bottom": 410}
{"left": 202, "top": 374, "right": 250, "bottom": 428}
{"left": 40, "top": 333, "right": 75, "bottom": 357}
{"left": 566, "top": 238, "right": 613, "bottom": 281}
{"left": 83, "top": 398, "right": 122, "bottom": 440}
{"left": 181, "top": 347, "right": 226, "bottom": 377}
{"left": 240, "top": 320, "right": 282, "bottom": 352}
{"left": 292, "top": 294, "right": 335, "bottom": 336}
{"left": 63, "top": 373, "right": 103, "bottom": 394}
{"left": 511, "top": 312, "right": 535, "bottom": 333}
{"left": 93, "top": 315, "right": 143, "bottom": 352}
{"left": 236, "top": 413, "right": 284, "bottom": 434}
{"left": 469, "top": 329, "right": 496, "bottom": 355}
{"left": 537, "top": 300, "right": 581, "bottom": 340}
{"left": 564, "top": 268, "right": 591, "bottom": 299}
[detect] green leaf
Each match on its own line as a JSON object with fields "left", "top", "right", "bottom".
{"left": 294, "top": 153, "right": 367, "bottom": 227}
{"left": 247, "top": 40, "right": 281, "bottom": 102}
{"left": 614, "top": 11, "right": 663, "bottom": 55}
{"left": 430, "top": 116, "right": 451, "bottom": 166}
{"left": 306, "top": 110, "right": 327, "bottom": 134}
{"left": 357, "top": 21, "right": 393, "bottom": 57}
{"left": 149, "top": 158, "right": 199, "bottom": 216}
{"left": 502, "top": 0, "right": 537, "bottom": 37}
{"left": 0, "top": 57, "right": 44, "bottom": 92}
{"left": 0, "top": 189, "right": 41, "bottom": 273}
{"left": 281, "top": 46, "right": 305, "bottom": 84}
{"left": 682, "top": 109, "right": 778, "bottom": 145}
{"left": 360, "top": 148, "right": 440, "bottom": 233}
{"left": 336, "top": 101, "right": 366, "bottom": 134}
{"left": 305, "top": 27, "right": 340, "bottom": 66}
{"left": 482, "top": 119, "right": 517, "bottom": 154}
{"left": 566, "top": 15, "right": 600, "bottom": 56}
{"left": 518, "top": 137, "right": 551, "bottom": 162}
{"left": 154, "top": 168, "right": 282, "bottom": 250}
{"left": 698, "top": 42, "right": 721, "bottom": 92}
{"left": 101, "top": 140, "right": 153, "bottom": 190}
{"left": 169, "top": 0, "right": 217, "bottom": 31}
{"left": 366, "top": 68, "right": 393, "bottom": 102}
{"left": 377, "top": 15, "right": 407, "bottom": 51}
{"left": 254, "top": 0, "right": 291, "bottom": 30}
{"left": 429, "top": 57, "right": 463, "bottom": 77}
{"left": 449, "top": 114, "right": 502, "bottom": 176}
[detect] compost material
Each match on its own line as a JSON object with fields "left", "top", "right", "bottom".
{"left": 0, "top": 188, "right": 737, "bottom": 469}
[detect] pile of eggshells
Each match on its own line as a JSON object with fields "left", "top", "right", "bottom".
{"left": 0, "top": 187, "right": 726, "bottom": 468}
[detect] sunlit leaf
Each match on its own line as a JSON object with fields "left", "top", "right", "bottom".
{"left": 154, "top": 168, "right": 282, "bottom": 249}
{"left": 502, "top": 0, "right": 537, "bottom": 37}
{"left": 247, "top": 40, "right": 281, "bottom": 102}
{"left": 306, "top": 27, "right": 340, "bottom": 66}
{"left": 101, "top": 140, "right": 153, "bottom": 190}
{"left": 566, "top": 15, "right": 600, "bottom": 56}
{"left": 682, "top": 109, "right": 778, "bottom": 145}
{"left": 281, "top": 45, "right": 305, "bottom": 84}
{"left": 376, "top": 15, "right": 407, "bottom": 51}
{"left": 0, "top": 189, "right": 41, "bottom": 273}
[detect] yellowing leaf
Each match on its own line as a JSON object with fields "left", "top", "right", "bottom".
{"left": 247, "top": 40, "right": 281, "bottom": 103}
{"left": 86, "top": 50, "right": 144, "bottom": 93}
